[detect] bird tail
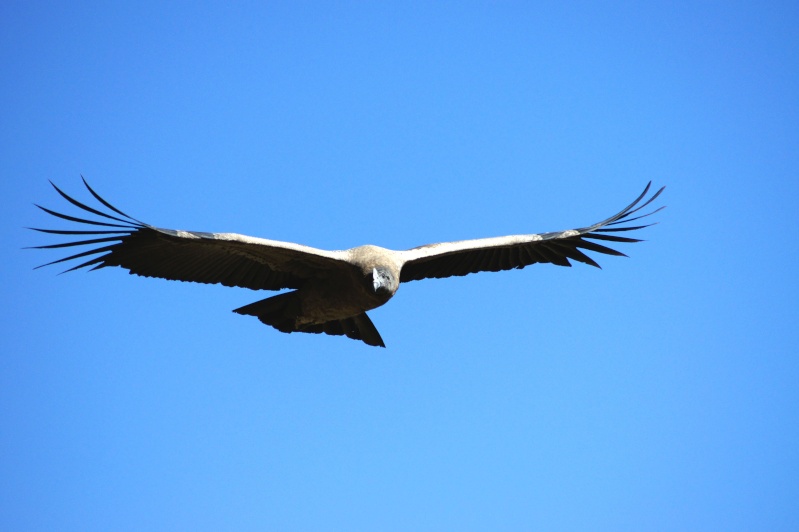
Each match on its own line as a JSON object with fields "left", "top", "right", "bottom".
{"left": 302, "top": 313, "right": 386, "bottom": 348}
{"left": 232, "top": 292, "right": 385, "bottom": 348}
{"left": 233, "top": 292, "right": 301, "bottom": 333}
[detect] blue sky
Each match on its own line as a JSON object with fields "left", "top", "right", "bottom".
{"left": 2, "top": 2, "right": 798, "bottom": 530}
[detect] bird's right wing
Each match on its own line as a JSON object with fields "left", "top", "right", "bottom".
{"left": 29, "top": 178, "right": 352, "bottom": 291}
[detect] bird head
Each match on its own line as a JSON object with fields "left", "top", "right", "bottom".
{"left": 372, "top": 267, "right": 398, "bottom": 296}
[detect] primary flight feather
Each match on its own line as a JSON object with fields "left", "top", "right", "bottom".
{"left": 30, "top": 178, "right": 664, "bottom": 347}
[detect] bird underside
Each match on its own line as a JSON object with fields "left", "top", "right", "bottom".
{"left": 232, "top": 291, "right": 386, "bottom": 347}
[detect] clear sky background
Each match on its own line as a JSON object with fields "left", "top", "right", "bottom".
{"left": 2, "top": 2, "right": 797, "bottom": 530}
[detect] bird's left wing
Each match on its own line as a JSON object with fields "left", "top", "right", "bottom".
{"left": 29, "top": 179, "right": 351, "bottom": 291}
{"left": 398, "top": 182, "right": 664, "bottom": 283}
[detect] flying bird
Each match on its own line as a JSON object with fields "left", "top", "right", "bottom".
{"left": 30, "top": 179, "right": 664, "bottom": 347}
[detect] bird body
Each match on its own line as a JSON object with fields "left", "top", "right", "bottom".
{"left": 231, "top": 244, "right": 401, "bottom": 347}
{"left": 30, "top": 179, "right": 664, "bottom": 347}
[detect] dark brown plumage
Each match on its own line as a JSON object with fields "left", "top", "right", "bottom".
{"left": 30, "top": 178, "right": 664, "bottom": 347}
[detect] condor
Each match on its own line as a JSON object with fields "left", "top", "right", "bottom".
{"left": 31, "top": 179, "right": 664, "bottom": 347}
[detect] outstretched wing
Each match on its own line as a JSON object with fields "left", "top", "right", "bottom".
{"left": 29, "top": 178, "right": 351, "bottom": 291}
{"left": 398, "top": 182, "right": 664, "bottom": 283}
